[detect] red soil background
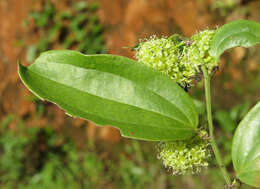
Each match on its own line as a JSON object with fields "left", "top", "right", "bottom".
{"left": 0, "top": 0, "right": 259, "bottom": 144}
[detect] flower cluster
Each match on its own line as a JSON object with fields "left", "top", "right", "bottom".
{"left": 157, "top": 138, "right": 210, "bottom": 175}
{"left": 182, "top": 29, "right": 217, "bottom": 74}
{"left": 135, "top": 30, "right": 217, "bottom": 88}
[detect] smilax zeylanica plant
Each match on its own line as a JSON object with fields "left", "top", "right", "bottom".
{"left": 19, "top": 20, "right": 260, "bottom": 188}
{"left": 136, "top": 30, "right": 217, "bottom": 175}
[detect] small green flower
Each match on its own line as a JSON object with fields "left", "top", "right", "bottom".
{"left": 157, "top": 138, "right": 210, "bottom": 175}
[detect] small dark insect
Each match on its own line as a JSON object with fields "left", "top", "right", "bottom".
{"left": 194, "top": 71, "right": 203, "bottom": 82}
{"left": 189, "top": 71, "right": 203, "bottom": 85}
{"left": 212, "top": 66, "right": 219, "bottom": 75}
{"left": 183, "top": 85, "right": 189, "bottom": 92}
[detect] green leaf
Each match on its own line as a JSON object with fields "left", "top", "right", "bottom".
{"left": 232, "top": 101, "right": 260, "bottom": 187}
{"left": 210, "top": 20, "right": 260, "bottom": 59}
{"left": 18, "top": 50, "right": 198, "bottom": 141}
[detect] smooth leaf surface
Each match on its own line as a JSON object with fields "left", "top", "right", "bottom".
{"left": 232, "top": 101, "right": 260, "bottom": 187}
{"left": 18, "top": 50, "right": 198, "bottom": 141}
{"left": 210, "top": 20, "right": 260, "bottom": 59}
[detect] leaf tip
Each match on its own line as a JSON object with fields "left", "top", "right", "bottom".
{"left": 17, "top": 60, "right": 45, "bottom": 101}
{"left": 17, "top": 60, "right": 26, "bottom": 83}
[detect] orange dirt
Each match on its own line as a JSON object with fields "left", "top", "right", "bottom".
{"left": 0, "top": 0, "right": 259, "bottom": 143}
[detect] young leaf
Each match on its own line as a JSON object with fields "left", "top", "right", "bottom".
{"left": 232, "top": 101, "right": 260, "bottom": 187}
{"left": 210, "top": 20, "right": 260, "bottom": 59}
{"left": 18, "top": 50, "right": 198, "bottom": 141}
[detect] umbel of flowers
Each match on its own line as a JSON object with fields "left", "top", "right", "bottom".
{"left": 135, "top": 30, "right": 217, "bottom": 88}
{"left": 157, "top": 137, "right": 211, "bottom": 175}
{"left": 136, "top": 30, "right": 216, "bottom": 174}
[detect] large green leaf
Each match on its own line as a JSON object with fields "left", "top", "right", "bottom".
{"left": 232, "top": 101, "right": 260, "bottom": 188}
{"left": 18, "top": 50, "right": 198, "bottom": 141}
{"left": 210, "top": 20, "right": 260, "bottom": 59}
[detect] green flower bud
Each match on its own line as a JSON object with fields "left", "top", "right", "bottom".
{"left": 157, "top": 138, "right": 210, "bottom": 175}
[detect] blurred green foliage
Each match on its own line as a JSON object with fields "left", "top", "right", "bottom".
{"left": 24, "top": 1, "right": 106, "bottom": 62}
{"left": 214, "top": 100, "right": 251, "bottom": 166}
{"left": 208, "top": 0, "right": 238, "bottom": 17}
{"left": 0, "top": 115, "right": 169, "bottom": 189}
{"left": 0, "top": 115, "right": 103, "bottom": 189}
{"left": 0, "top": 111, "right": 254, "bottom": 188}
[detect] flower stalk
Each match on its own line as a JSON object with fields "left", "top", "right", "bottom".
{"left": 202, "top": 65, "right": 232, "bottom": 186}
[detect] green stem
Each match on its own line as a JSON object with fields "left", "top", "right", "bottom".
{"left": 201, "top": 65, "right": 232, "bottom": 186}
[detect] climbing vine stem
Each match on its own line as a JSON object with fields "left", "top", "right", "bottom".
{"left": 201, "top": 65, "right": 232, "bottom": 187}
